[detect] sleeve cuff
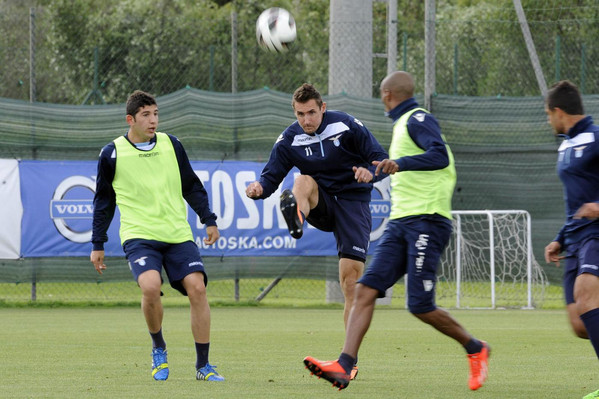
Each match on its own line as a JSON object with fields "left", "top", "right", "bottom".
{"left": 202, "top": 217, "right": 218, "bottom": 227}
{"left": 92, "top": 242, "right": 105, "bottom": 251}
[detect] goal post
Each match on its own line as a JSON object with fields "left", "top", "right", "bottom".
{"left": 434, "top": 210, "right": 547, "bottom": 309}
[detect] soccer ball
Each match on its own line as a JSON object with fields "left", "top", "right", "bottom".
{"left": 256, "top": 7, "right": 296, "bottom": 52}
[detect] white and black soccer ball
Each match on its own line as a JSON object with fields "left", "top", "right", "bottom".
{"left": 256, "top": 7, "right": 296, "bottom": 52}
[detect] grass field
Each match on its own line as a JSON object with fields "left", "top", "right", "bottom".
{"left": 2, "top": 306, "right": 597, "bottom": 398}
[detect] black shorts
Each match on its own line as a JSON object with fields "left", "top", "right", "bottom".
{"left": 306, "top": 185, "right": 372, "bottom": 262}
{"left": 122, "top": 239, "right": 207, "bottom": 296}
{"left": 563, "top": 236, "right": 599, "bottom": 304}
{"left": 359, "top": 216, "right": 452, "bottom": 314}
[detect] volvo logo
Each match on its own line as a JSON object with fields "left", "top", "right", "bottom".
{"left": 370, "top": 177, "right": 391, "bottom": 241}
{"left": 50, "top": 176, "right": 95, "bottom": 243}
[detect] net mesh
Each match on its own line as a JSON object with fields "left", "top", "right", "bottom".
{"left": 437, "top": 211, "right": 547, "bottom": 309}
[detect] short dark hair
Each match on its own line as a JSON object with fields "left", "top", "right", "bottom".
{"left": 292, "top": 83, "right": 323, "bottom": 108}
{"left": 126, "top": 90, "right": 157, "bottom": 117}
{"left": 546, "top": 80, "right": 584, "bottom": 115}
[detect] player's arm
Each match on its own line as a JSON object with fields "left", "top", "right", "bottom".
{"left": 91, "top": 143, "right": 117, "bottom": 274}
{"left": 170, "top": 135, "right": 218, "bottom": 227}
{"left": 248, "top": 133, "right": 293, "bottom": 199}
{"left": 573, "top": 133, "right": 599, "bottom": 219}
{"left": 396, "top": 115, "right": 450, "bottom": 171}
{"left": 204, "top": 225, "right": 219, "bottom": 246}
{"left": 245, "top": 181, "right": 264, "bottom": 198}
{"left": 544, "top": 241, "right": 562, "bottom": 266}
{"left": 574, "top": 202, "right": 599, "bottom": 219}
{"left": 350, "top": 118, "right": 389, "bottom": 183}
{"left": 545, "top": 226, "right": 565, "bottom": 266}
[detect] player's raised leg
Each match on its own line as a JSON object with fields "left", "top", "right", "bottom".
{"left": 280, "top": 175, "right": 318, "bottom": 239}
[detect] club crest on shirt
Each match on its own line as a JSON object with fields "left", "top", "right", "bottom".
{"left": 329, "top": 133, "right": 343, "bottom": 147}
{"left": 574, "top": 145, "right": 586, "bottom": 158}
{"left": 414, "top": 113, "right": 426, "bottom": 123}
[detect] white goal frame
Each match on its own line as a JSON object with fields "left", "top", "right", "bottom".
{"left": 417, "top": 210, "right": 547, "bottom": 309}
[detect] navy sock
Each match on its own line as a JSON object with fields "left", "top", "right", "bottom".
{"left": 150, "top": 329, "right": 166, "bottom": 349}
{"left": 464, "top": 338, "right": 484, "bottom": 354}
{"left": 338, "top": 352, "right": 355, "bottom": 374}
{"left": 195, "top": 342, "right": 210, "bottom": 369}
{"left": 580, "top": 308, "right": 599, "bottom": 359}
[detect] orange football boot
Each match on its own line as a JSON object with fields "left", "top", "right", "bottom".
{"left": 350, "top": 365, "right": 358, "bottom": 380}
{"left": 467, "top": 341, "right": 490, "bottom": 390}
{"left": 303, "top": 356, "right": 350, "bottom": 390}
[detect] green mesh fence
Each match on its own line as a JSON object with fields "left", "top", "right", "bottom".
{"left": 0, "top": 90, "right": 581, "bottom": 306}
{"left": 3, "top": 0, "right": 598, "bottom": 305}
{"left": 0, "top": 88, "right": 392, "bottom": 161}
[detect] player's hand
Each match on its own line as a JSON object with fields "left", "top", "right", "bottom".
{"left": 574, "top": 202, "right": 599, "bottom": 219}
{"left": 246, "top": 181, "right": 263, "bottom": 198}
{"left": 352, "top": 166, "right": 373, "bottom": 183}
{"left": 544, "top": 241, "right": 563, "bottom": 267}
{"left": 373, "top": 159, "right": 399, "bottom": 176}
{"left": 90, "top": 250, "right": 107, "bottom": 275}
{"left": 204, "top": 225, "right": 220, "bottom": 246}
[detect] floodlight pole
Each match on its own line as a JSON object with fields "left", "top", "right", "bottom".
{"left": 30, "top": 7, "right": 37, "bottom": 301}
{"left": 373, "top": 0, "right": 398, "bottom": 85}
{"left": 513, "top": 0, "right": 547, "bottom": 97}
{"left": 29, "top": 8, "right": 36, "bottom": 104}
{"left": 231, "top": 10, "right": 240, "bottom": 161}
{"left": 424, "top": 0, "right": 436, "bottom": 111}
{"left": 387, "top": 0, "right": 397, "bottom": 75}
{"left": 231, "top": 10, "right": 238, "bottom": 95}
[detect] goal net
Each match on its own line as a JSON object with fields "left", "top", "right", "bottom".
{"left": 434, "top": 210, "right": 547, "bottom": 309}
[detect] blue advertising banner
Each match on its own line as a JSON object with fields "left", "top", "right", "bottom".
{"left": 19, "top": 160, "right": 391, "bottom": 257}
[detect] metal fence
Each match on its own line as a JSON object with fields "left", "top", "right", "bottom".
{"left": 0, "top": 0, "right": 596, "bottom": 305}
{"left": 1, "top": 1, "right": 598, "bottom": 104}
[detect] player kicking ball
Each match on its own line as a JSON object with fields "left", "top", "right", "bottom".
{"left": 246, "top": 83, "right": 388, "bottom": 380}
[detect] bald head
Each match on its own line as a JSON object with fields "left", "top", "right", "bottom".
{"left": 381, "top": 71, "right": 414, "bottom": 100}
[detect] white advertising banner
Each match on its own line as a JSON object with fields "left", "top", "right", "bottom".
{"left": 0, "top": 159, "right": 22, "bottom": 259}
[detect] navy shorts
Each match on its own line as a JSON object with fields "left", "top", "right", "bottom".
{"left": 122, "top": 239, "right": 207, "bottom": 296}
{"left": 307, "top": 185, "right": 372, "bottom": 262}
{"left": 358, "top": 216, "right": 452, "bottom": 314}
{"left": 563, "top": 237, "right": 599, "bottom": 304}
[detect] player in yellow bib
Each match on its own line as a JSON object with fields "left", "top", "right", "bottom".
{"left": 304, "top": 72, "right": 489, "bottom": 391}
{"left": 90, "top": 90, "right": 224, "bottom": 382}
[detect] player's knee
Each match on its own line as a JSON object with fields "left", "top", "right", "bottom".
{"left": 573, "top": 325, "right": 589, "bottom": 339}
{"left": 407, "top": 298, "right": 436, "bottom": 315}
{"left": 139, "top": 281, "right": 162, "bottom": 299}
{"left": 293, "top": 174, "right": 316, "bottom": 186}
{"left": 292, "top": 175, "right": 318, "bottom": 199}
{"left": 185, "top": 276, "right": 207, "bottom": 300}
{"left": 141, "top": 284, "right": 162, "bottom": 301}
{"left": 339, "top": 274, "right": 357, "bottom": 290}
{"left": 569, "top": 314, "right": 589, "bottom": 339}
